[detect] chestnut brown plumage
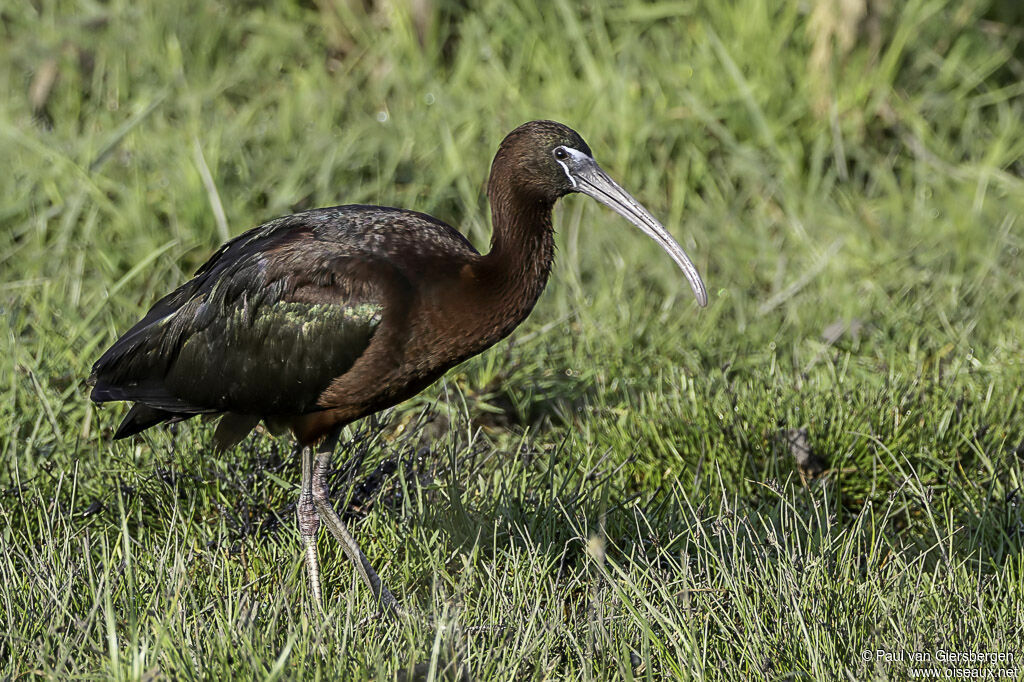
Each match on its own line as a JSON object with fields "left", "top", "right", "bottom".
{"left": 89, "top": 120, "right": 707, "bottom": 617}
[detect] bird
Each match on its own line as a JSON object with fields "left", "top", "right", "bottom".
{"left": 88, "top": 120, "right": 707, "bottom": 618}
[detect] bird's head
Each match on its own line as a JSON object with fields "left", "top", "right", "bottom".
{"left": 491, "top": 120, "right": 707, "bottom": 307}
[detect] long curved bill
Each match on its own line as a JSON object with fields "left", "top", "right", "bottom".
{"left": 567, "top": 154, "right": 707, "bottom": 307}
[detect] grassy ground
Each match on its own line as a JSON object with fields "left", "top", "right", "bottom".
{"left": 3, "top": 0, "right": 1024, "bottom": 679}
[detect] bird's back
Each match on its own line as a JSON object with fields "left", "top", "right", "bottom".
{"left": 90, "top": 205, "right": 480, "bottom": 438}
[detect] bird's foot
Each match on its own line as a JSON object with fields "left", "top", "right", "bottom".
{"left": 355, "top": 599, "right": 427, "bottom": 629}
{"left": 297, "top": 491, "right": 324, "bottom": 612}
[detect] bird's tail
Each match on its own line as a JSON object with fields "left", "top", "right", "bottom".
{"left": 112, "top": 403, "right": 182, "bottom": 439}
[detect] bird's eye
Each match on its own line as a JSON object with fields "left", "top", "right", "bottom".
{"left": 553, "top": 148, "right": 568, "bottom": 160}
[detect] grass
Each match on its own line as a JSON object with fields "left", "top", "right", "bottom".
{"left": 2, "top": 0, "right": 1024, "bottom": 678}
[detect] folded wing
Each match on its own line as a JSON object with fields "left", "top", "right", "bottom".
{"left": 89, "top": 211, "right": 405, "bottom": 437}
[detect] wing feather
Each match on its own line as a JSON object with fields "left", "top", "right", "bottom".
{"left": 90, "top": 204, "right": 475, "bottom": 432}
{"left": 91, "top": 216, "right": 405, "bottom": 419}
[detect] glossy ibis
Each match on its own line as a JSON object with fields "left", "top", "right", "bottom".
{"left": 89, "top": 120, "right": 707, "bottom": 617}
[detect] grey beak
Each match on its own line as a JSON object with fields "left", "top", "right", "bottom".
{"left": 566, "top": 153, "right": 708, "bottom": 307}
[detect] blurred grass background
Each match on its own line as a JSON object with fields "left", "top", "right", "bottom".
{"left": 2, "top": 0, "right": 1024, "bottom": 679}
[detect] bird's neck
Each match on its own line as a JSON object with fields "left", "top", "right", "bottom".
{"left": 482, "top": 200, "right": 554, "bottom": 291}
{"left": 466, "top": 179, "right": 556, "bottom": 343}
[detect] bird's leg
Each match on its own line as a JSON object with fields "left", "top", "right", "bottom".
{"left": 298, "top": 444, "right": 324, "bottom": 612}
{"left": 311, "top": 429, "right": 402, "bottom": 619}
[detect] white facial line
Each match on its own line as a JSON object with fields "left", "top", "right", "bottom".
{"left": 555, "top": 158, "right": 577, "bottom": 188}
{"left": 554, "top": 146, "right": 591, "bottom": 189}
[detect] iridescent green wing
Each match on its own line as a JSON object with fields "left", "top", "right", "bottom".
{"left": 90, "top": 213, "right": 402, "bottom": 417}
{"left": 160, "top": 282, "right": 386, "bottom": 415}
